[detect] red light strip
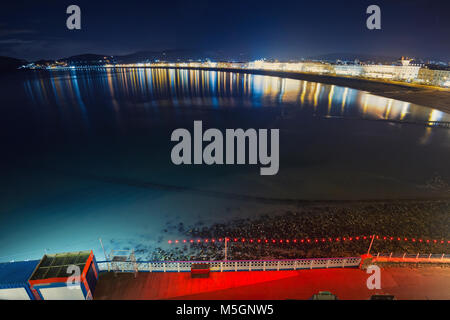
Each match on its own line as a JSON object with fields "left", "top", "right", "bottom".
{"left": 167, "top": 236, "right": 450, "bottom": 245}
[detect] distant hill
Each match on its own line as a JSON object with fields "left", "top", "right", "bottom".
{"left": 60, "top": 54, "right": 113, "bottom": 64}
{"left": 116, "top": 49, "right": 251, "bottom": 63}
{"left": 58, "top": 51, "right": 210, "bottom": 64}
{"left": 0, "top": 56, "right": 27, "bottom": 72}
{"left": 30, "top": 51, "right": 445, "bottom": 66}
{"left": 59, "top": 51, "right": 238, "bottom": 64}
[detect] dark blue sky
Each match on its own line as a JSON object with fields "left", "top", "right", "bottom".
{"left": 0, "top": 0, "right": 449, "bottom": 61}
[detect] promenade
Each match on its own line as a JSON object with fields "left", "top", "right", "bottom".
{"left": 94, "top": 265, "right": 450, "bottom": 300}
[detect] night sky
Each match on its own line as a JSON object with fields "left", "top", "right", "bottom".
{"left": 0, "top": 0, "right": 449, "bottom": 61}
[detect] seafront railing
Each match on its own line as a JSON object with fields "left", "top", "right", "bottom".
{"left": 372, "top": 252, "right": 450, "bottom": 263}
{"left": 96, "top": 253, "right": 450, "bottom": 273}
{"left": 96, "top": 257, "right": 362, "bottom": 273}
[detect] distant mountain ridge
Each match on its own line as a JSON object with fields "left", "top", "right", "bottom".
{"left": 1, "top": 50, "right": 446, "bottom": 69}
{"left": 64, "top": 54, "right": 109, "bottom": 61}
{"left": 61, "top": 51, "right": 445, "bottom": 64}
{"left": 60, "top": 49, "right": 254, "bottom": 64}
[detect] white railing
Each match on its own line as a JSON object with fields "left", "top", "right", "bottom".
{"left": 372, "top": 253, "right": 450, "bottom": 262}
{"left": 97, "top": 257, "right": 362, "bottom": 273}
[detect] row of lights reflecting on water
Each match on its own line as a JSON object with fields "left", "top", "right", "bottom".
{"left": 24, "top": 68, "right": 448, "bottom": 127}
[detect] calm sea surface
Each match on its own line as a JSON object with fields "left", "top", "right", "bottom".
{"left": 1, "top": 68, "right": 449, "bottom": 261}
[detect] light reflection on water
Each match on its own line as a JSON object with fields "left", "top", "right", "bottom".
{"left": 14, "top": 68, "right": 450, "bottom": 199}
{"left": 23, "top": 68, "right": 449, "bottom": 125}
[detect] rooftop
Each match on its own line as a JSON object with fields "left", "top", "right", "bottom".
{"left": 30, "top": 251, "right": 90, "bottom": 280}
{"left": 0, "top": 260, "right": 40, "bottom": 287}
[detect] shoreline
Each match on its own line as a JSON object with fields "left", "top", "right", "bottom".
{"left": 15, "top": 66, "right": 450, "bottom": 113}
{"left": 147, "top": 199, "right": 450, "bottom": 261}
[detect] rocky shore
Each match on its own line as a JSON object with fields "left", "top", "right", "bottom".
{"left": 143, "top": 199, "right": 450, "bottom": 261}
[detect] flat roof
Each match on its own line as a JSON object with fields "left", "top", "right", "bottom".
{"left": 30, "top": 251, "right": 90, "bottom": 280}
{"left": 0, "top": 260, "right": 40, "bottom": 288}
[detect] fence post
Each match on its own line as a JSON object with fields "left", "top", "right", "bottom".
{"left": 277, "top": 261, "right": 280, "bottom": 271}
{"left": 263, "top": 261, "right": 266, "bottom": 271}
{"left": 99, "top": 238, "right": 109, "bottom": 271}
{"left": 220, "top": 262, "right": 223, "bottom": 272}
{"left": 294, "top": 261, "right": 297, "bottom": 270}
{"left": 367, "top": 234, "right": 376, "bottom": 255}
{"left": 177, "top": 262, "right": 180, "bottom": 272}
{"left": 163, "top": 262, "right": 166, "bottom": 272}
{"left": 326, "top": 259, "right": 329, "bottom": 269}
{"left": 235, "top": 262, "right": 237, "bottom": 272}
{"left": 224, "top": 237, "right": 228, "bottom": 261}
{"left": 149, "top": 263, "right": 152, "bottom": 272}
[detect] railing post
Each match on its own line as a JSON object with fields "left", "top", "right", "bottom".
{"left": 177, "top": 262, "right": 180, "bottom": 272}
{"left": 442, "top": 254, "right": 445, "bottom": 261}
{"left": 277, "top": 261, "right": 280, "bottom": 271}
{"left": 367, "top": 234, "right": 376, "bottom": 255}
{"left": 249, "top": 261, "right": 252, "bottom": 271}
{"left": 163, "top": 262, "right": 166, "bottom": 272}
{"left": 342, "top": 259, "right": 346, "bottom": 268}
{"left": 389, "top": 252, "right": 392, "bottom": 260}
{"left": 428, "top": 253, "right": 432, "bottom": 260}
{"left": 235, "top": 262, "right": 237, "bottom": 272}
{"left": 220, "top": 262, "right": 223, "bottom": 272}
{"left": 402, "top": 253, "right": 406, "bottom": 260}
{"left": 294, "top": 261, "right": 297, "bottom": 270}
{"left": 416, "top": 253, "right": 419, "bottom": 260}
{"left": 263, "top": 261, "right": 266, "bottom": 271}
{"left": 326, "top": 259, "right": 329, "bottom": 269}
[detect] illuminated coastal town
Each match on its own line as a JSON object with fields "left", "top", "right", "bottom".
{"left": 23, "top": 56, "right": 450, "bottom": 88}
